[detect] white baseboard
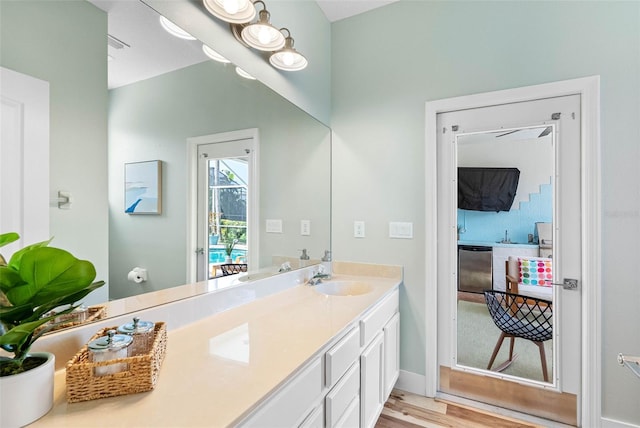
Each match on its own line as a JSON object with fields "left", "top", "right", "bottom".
{"left": 602, "top": 417, "right": 640, "bottom": 428}
{"left": 395, "top": 370, "right": 426, "bottom": 396}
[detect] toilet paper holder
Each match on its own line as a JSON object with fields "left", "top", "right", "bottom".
{"left": 127, "top": 267, "right": 148, "bottom": 283}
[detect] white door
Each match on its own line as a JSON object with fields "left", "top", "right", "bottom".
{"left": 435, "top": 95, "right": 581, "bottom": 424}
{"left": 189, "top": 130, "right": 258, "bottom": 282}
{"left": 0, "top": 67, "right": 49, "bottom": 256}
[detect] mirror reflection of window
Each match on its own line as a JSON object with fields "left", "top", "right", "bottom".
{"left": 455, "top": 125, "right": 555, "bottom": 384}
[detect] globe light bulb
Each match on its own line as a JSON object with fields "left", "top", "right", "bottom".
{"left": 223, "top": 0, "right": 239, "bottom": 15}
{"left": 258, "top": 26, "right": 271, "bottom": 45}
{"left": 282, "top": 52, "right": 294, "bottom": 66}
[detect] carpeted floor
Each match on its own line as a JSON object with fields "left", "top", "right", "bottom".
{"left": 456, "top": 299, "right": 553, "bottom": 382}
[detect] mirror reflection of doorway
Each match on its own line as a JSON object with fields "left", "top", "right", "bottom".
{"left": 192, "top": 131, "right": 258, "bottom": 282}
{"left": 434, "top": 92, "right": 583, "bottom": 426}
{"left": 455, "top": 126, "right": 554, "bottom": 384}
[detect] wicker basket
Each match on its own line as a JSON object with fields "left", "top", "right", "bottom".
{"left": 53, "top": 305, "right": 107, "bottom": 331}
{"left": 35, "top": 306, "right": 108, "bottom": 336}
{"left": 65, "top": 322, "right": 167, "bottom": 403}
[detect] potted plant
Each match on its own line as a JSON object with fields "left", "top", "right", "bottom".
{"left": 224, "top": 238, "right": 238, "bottom": 264}
{"left": 0, "top": 232, "right": 105, "bottom": 427}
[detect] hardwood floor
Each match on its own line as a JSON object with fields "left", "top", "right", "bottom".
{"left": 376, "top": 389, "right": 544, "bottom": 428}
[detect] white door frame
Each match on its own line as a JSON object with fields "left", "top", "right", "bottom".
{"left": 186, "top": 128, "right": 259, "bottom": 283}
{"left": 424, "top": 76, "right": 601, "bottom": 426}
{"left": 0, "top": 67, "right": 50, "bottom": 256}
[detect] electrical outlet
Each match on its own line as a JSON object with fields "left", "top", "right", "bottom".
{"left": 300, "top": 220, "right": 311, "bottom": 236}
{"left": 354, "top": 221, "right": 365, "bottom": 238}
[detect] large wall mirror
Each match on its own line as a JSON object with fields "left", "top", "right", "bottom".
{"left": 0, "top": 0, "right": 330, "bottom": 331}
{"left": 455, "top": 126, "right": 555, "bottom": 384}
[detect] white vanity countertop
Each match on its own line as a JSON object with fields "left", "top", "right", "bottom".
{"left": 30, "top": 273, "right": 400, "bottom": 427}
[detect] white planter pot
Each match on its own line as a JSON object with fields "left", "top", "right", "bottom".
{"left": 224, "top": 256, "right": 233, "bottom": 264}
{"left": 0, "top": 352, "right": 54, "bottom": 427}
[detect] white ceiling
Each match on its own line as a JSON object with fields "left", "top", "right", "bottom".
{"left": 315, "top": 0, "right": 399, "bottom": 22}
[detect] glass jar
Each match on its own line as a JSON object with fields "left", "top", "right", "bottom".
{"left": 88, "top": 329, "right": 132, "bottom": 376}
{"left": 117, "top": 317, "right": 155, "bottom": 355}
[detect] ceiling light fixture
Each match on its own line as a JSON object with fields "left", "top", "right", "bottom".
{"left": 202, "top": 44, "right": 231, "bottom": 63}
{"left": 203, "top": 0, "right": 256, "bottom": 24}
{"left": 240, "top": 1, "right": 285, "bottom": 51}
{"left": 235, "top": 67, "right": 256, "bottom": 80}
{"left": 269, "top": 28, "right": 307, "bottom": 71}
{"left": 159, "top": 16, "right": 196, "bottom": 40}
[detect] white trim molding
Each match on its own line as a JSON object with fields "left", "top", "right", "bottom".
{"left": 186, "top": 128, "right": 260, "bottom": 283}
{"left": 396, "top": 370, "right": 427, "bottom": 396}
{"left": 424, "top": 76, "right": 601, "bottom": 427}
{"left": 602, "top": 417, "right": 640, "bottom": 428}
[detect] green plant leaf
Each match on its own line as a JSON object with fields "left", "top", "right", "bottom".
{"left": 0, "top": 303, "right": 35, "bottom": 325}
{"left": 0, "top": 266, "right": 24, "bottom": 294}
{"left": 0, "top": 233, "right": 19, "bottom": 248}
{"left": 0, "top": 318, "right": 51, "bottom": 358}
{"left": 7, "top": 237, "right": 52, "bottom": 271}
{"left": 5, "top": 247, "right": 96, "bottom": 306}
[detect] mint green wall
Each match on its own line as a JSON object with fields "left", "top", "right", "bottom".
{"left": 0, "top": 1, "right": 109, "bottom": 305}
{"left": 108, "top": 61, "right": 330, "bottom": 299}
{"left": 331, "top": 1, "right": 639, "bottom": 424}
{"left": 144, "top": 0, "right": 331, "bottom": 125}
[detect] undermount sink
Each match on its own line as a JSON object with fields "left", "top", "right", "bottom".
{"left": 314, "top": 281, "right": 373, "bottom": 297}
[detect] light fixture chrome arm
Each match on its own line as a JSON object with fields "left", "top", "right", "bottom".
{"left": 240, "top": 1, "right": 285, "bottom": 51}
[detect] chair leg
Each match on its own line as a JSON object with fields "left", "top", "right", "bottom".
{"left": 535, "top": 341, "right": 549, "bottom": 382}
{"left": 487, "top": 332, "right": 507, "bottom": 370}
{"left": 508, "top": 336, "right": 515, "bottom": 361}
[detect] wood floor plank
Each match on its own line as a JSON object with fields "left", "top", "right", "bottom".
{"left": 376, "top": 389, "right": 546, "bottom": 428}
{"left": 389, "top": 390, "right": 448, "bottom": 413}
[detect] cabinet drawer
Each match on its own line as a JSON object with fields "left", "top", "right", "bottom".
{"left": 325, "top": 326, "right": 360, "bottom": 388}
{"left": 299, "top": 403, "right": 324, "bottom": 428}
{"left": 242, "top": 358, "right": 323, "bottom": 427}
{"left": 335, "top": 397, "right": 359, "bottom": 428}
{"left": 360, "top": 289, "right": 399, "bottom": 347}
{"left": 325, "top": 362, "right": 360, "bottom": 428}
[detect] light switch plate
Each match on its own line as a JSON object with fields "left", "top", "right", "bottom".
{"left": 389, "top": 221, "right": 413, "bottom": 239}
{"left": 266, "top": 219, "right": 283, "bottom": 233}
{"left": 354, "top": 221, "right": 365, "bottom": 238}
{"left": 300, "top": 220, "right": 311, "bottom": 236}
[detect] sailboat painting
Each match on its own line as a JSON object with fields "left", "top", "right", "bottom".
{"left": 125, "top": 160, "right": 162, "bottom": 214}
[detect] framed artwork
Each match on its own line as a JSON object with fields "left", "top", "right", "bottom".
{"left": 124, "top": 160, "right": 162, "bottom": 214}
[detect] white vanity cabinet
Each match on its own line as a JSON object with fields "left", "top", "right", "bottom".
{"left": 492, "top": 245, "right": 539, "bottom": 291}
{"left": 383, "top": 312, "right": 400, "bottom": 399}
{"left": 359, "top": 289, "right": 399, "bottom": 428}
{"left": 238, "top": 287, "right": 400, "bottom": 428}
{"left": 240, "top": 357, "right": 324, "bottom": 428}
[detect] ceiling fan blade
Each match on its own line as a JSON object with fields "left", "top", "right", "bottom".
{"left": 495, "top": 129, "right": 519, "bottom": 138}
{"left": 538, "top": 126, "right": 552, "bottom": 137}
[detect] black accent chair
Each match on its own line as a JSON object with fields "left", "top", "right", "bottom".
{"left": 220, "top": 263, "right": 248, "bottom": 276}
{"left": 483, "top": 290, "right": 553, "bottom": 382}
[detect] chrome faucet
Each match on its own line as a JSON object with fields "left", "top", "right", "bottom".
{"left": 307, "top": 266, "right": 330, "bottom": 285}
{"left": 278, "top": 261, "right": 292, "bottom": 272}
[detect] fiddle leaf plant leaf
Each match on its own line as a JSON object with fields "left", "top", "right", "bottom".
{"left": 5, "top": 247, "right": 96, "bottom": 307}
{"left": 0, "top": 233, "right": 19, "bottom": 248}
{"left": 6, "top": 237, "right": 53, "bottom": 272}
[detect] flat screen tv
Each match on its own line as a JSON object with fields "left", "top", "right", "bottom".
{"left": 458, "top": 167, "right": 520, "bottom": 212}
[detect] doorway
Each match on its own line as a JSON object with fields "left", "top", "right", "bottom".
{"left": 187, "top": 129, "right": 259, "bottom": 283}
{"left": 0, "top": 67, "right": 50, "bottom": 254}
{"left": 424, "top": 77, "right": 601, "bottom": 427}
